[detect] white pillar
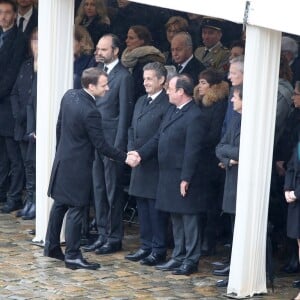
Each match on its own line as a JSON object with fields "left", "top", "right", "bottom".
{"left": 33, "top": 0, "right": 74, "bottom": 243}
{"left": 227, "top": 25, "right": 281, "bottom": 298}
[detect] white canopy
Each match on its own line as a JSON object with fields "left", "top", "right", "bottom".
{"left": 34, "top": 1, "right": 298, "bottom": 298}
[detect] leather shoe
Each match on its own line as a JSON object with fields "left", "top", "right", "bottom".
{"left": 172, "top": 263, "right": 198, "bottom": 275}
{"left": 82, "top": 236, "right": 106, "bottom": 252}
{"left": 65, "top": 257, "right": 100, "bottom": 270}
{"left": 125, "top": 249, "right": 151, "bottom": 262}
{"left": 95, "top": 241, "right": 122, "bottom": 255}
{"left": 213, "top": 265, "right": 230, "bottom": 276}
{"left": 155, "top": 259, "right": 182, "bottom": 271}
{"left": 44, "top": 249, "right": 65, "bottom": 261}
{"left": 140, "top": 252, "right": 166, "bottom": 266}
{"left": 16, "top": 201, "right": 32, "bottom": 217}
{"left": 1, "top": 202, "right": 22, "bottom": 213}
{"left": 293, "top": 280, "right": 300, "bottom": 288}
{"left": 216, "top": 278, "right": 228, "bottom": 287}
{"left": 22, "top": 202, "right": 35, "bottom": 220}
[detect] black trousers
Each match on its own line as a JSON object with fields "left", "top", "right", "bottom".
{"left": 44, "top": 201, "right": 84, "bottom": 259}
{"left": 19, "top": 140, "right": 35, "bottom": 203}
{"left": 0, "top": 136, "right": 24, "bottom": 203}
{"left": 93, "top": 152, "right": 124, "bottom": 243}
{"left": 136, "top": 197, "right": 168, "bottom": 255}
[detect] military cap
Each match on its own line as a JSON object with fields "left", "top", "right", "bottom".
{"left": 201, "top": 17, "right": 223, "bottom": 31}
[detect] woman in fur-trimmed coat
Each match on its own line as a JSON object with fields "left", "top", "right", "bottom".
{"left": 193, "top": 68, "right": 229, "bottom": 255}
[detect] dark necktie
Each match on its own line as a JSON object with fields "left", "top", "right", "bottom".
{"left": 202, "top": 49, "right": 209, "bottom": 59}
{"left": 146, "top": 97, "right": 152, "bottom": 106}
{"left": 18, "top": 17, "right": 25, "bottom": 31}
{"left": 176, "top": 64, "right": 183, "bottom": 73}
{"left": 103, "top": 65, "right": 108, "bottom": 73}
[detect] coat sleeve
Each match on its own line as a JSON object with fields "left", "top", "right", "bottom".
{"left": 114, "top": 73, "right": 135, "bottom": 151}
{"left": 85, "top": 110, "right": 127, "bottom": 162}
{"left": 181, "top": 112, "right": 207, "bottom": 182}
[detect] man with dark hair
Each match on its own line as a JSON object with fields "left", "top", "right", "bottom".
{"left": 44, "top": 67, "right": 134, "bottom": 270}
{"left": 0, "top": 0, "right": 26, "bottom": 212}
{"left": 124, "top": 62, "right": 171, "bottom": 265}
{"left": 82, "top": 34, "right": 135, "bottom": 255}
{"left": 129, "top": 74, "right": 208, "bottom": 275}
{"left": 16, "top": 0, "right": 38, "bottom": 37}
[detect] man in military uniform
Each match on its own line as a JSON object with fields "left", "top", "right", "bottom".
{"left": 194, "top": 17, "right": 230, "bottom": 74}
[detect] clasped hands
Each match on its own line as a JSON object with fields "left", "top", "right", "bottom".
{"left": 126, "top": 150, "right": 141, "bottom": 168}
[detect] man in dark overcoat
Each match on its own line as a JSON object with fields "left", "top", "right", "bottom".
{"left": 44, "top": 68, "right": 131, "bottom": 270}
{"left": 130, "top": 74, "right": 208, "bottom": 275}
{"left": 125, "top": 62, "right": 171, "bottom": 265}
{"left": 0, "top": 0, "right": 26, "bottom": 212}
{"left": 83, "top": 34, "right": 135, "bottom": 255}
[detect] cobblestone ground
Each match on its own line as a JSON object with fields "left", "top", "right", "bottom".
{"left": 0, "top": 212, "right": 297, "bottom": 299}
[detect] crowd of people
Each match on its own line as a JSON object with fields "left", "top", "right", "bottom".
{"left": 1, "top": 0, "right": 300, "bottom": 298}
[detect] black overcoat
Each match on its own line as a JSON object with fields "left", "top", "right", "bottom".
{"left": 138, "top": 101, "right": 208, "bottom": 214}
{"left": 10, "top": 58, "right": 34, "bottom": 141}
{"left": 47, "top": 89, "right": 126, "bottom": 207}
{"left": 128, "top": 90, "right": 171, "bottom": 199}
{"left": 0, "top": 26, "right": 26, "bottom": 137}
{"left": 215, "top": 114, "right": 241, "bottom": 214}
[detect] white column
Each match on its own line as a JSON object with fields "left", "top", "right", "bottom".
{"left": 227, "top": 25, "right": 281, "bottom": 297}
{"left": 33, "top": 0, "right": 74, "bottom": 243}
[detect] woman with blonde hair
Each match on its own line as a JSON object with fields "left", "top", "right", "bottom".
{"left": 75, "top": 0, "right": 110, "bottom": 46}
{"left": 74, "top": 25, "right": 94, "bottom": 89}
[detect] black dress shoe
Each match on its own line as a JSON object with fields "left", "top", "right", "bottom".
{"left": 125, "top": 249, "right": 151, "bottom": 262}
{"left": 95, "top": 241, "right": 122, "bottom": 255}
{"left": 293, "top": 280, "right": 300, "bottom": 288}
{"left": 140, "top": 253, "right": 166, "bottom": 266}
{"left": 172, "top": 263, "right": 198, "bottom": 275}
{"left": 82, "top": 236, "right": 106, "bottom": 252}
{"left": 65, "top": 257, "right": 100, "bottom": 270}
{"left": 1, "top": 202, "right": 22, "bottom": 213}
{"left": 155, "top": 259, "right": 182, "bottom": 271}
{"left": 216, "top": 278, "right": 229, "bottom": 287}
{"left": 16, "top": 201, "right": 32, "bottom": 217}
{"left": 22, "top": 203, "right": 35, "bottom": 220}
{"left": 44, "top": 249, "right": 65, "bottom": 261}
{"left": 213, "top": 265, "right": 230, "bottom": 276}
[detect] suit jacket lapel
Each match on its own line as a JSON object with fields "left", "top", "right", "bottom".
{"left": 162, "top": 101, "right": 194, "bottom": 130}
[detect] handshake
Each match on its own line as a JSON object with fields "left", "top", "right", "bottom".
{"left": 125, "top": 151, "right": 141, "bottom": 168}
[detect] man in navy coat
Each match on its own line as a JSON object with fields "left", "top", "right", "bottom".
{"left": 0, "top": 0, "right": 26, "bottom": 212}
{"left": 125, "top": 62, "right": 171, "bottom": 265}
{"left": 130, "top": 74, "right": 208, "bottom": 275}
{"left": 44, "top": 68, "right": 132, "bottom": 270}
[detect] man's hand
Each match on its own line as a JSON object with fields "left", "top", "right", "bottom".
{"left": 180, "top": 180, "right": 189, "bottom": 197}
{"left": 126, "top": 151, "right": 141, "bottom": 167}
{"left": 285, "top": 190, "right": 297, "bottom": 203}
{"left": 229, "top": 159, "right": 238, "bottom": 166}
{"left": 218, "top": 162, "right": 225, "bottom": 169}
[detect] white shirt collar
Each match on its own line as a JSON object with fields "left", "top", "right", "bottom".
{"left": 179, "top": 55, "right": 194, "bottom": 70}
{"left": 177, "top": 99, "right": 192, "bottom": 109}
{"left": 148, "top": 90, "right": 163, "bottom": 103}
{"left": 104, "top": 58, "right": 119, "bottom": 74}
{"left": 83, "top": 88, "right": 96, "bottom": 100}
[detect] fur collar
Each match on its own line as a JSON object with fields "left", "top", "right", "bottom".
{"left": 194, "top": 81, "right": 229, "bottom": 107}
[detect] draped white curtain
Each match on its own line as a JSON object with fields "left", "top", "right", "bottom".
{"left": 33, "top": 0, "right": 74, "bottom": 243}
{"left": 227, "top": 25, "right": 281, "bottom": 298}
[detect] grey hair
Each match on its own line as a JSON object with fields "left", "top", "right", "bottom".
{"left": 281, "top": 36, "right": 299, "bottom": 58}
{"left": 230, "top": 55, "right": 244, "bottom": 73}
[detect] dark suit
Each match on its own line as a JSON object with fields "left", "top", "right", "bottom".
{"left": 138, "top": 101, "right": 208, "bottom": 265}
{"left": 90, "top": 60, "right": 134, "bottom": 244}
{"left": 45, "top": 89, "right": 126, "bottom": 259}
{"left": 128, "top": 90, "right": 171, "bottom": 254}
{"left": 10, "top": 58, "right": 35, "bottom": 203}
{"left": 177, "top": 56, "right": 205, "bottom": 85}
{"left": 21, "top": 8, "right": 38, "bottom": 38}
{"left": 0, "top": 26, "right": 26, "bottom": 206}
